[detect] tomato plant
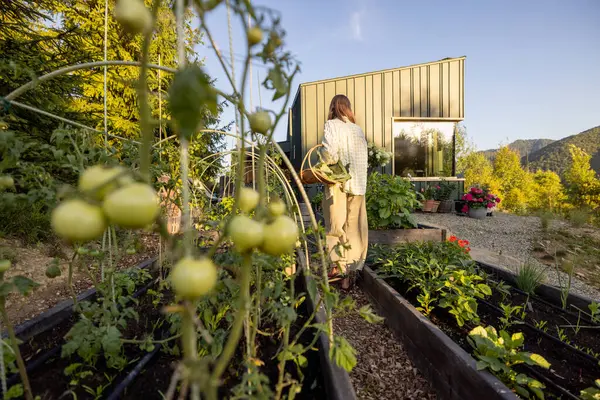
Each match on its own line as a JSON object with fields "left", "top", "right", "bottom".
{"left": 0, "top": 1, "right": 380, "bottom": 399}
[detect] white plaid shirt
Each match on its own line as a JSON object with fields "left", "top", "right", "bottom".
{"left": 321, "top": 118, "right": 368, "bottom": 196}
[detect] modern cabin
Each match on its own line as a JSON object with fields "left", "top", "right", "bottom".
{"left": 281, "top": 56, "right": 467, "bottom": 198}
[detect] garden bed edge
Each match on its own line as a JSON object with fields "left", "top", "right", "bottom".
{"left": 360, "top": 266, "right": 517, "bottom": 400}
{"left": 296, "top": 250, "right": 357, "bottom": 400}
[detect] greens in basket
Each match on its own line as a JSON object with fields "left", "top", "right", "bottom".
{"left": 315, "top": 148, "right": 352, "bottom": 184}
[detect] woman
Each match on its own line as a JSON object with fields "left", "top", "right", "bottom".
{"left": 321, "top": 94, "right": 368, "bottom": 289}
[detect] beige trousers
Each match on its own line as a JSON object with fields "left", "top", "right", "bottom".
{"left": 322, "top": 184, "right": 369, "bottom": 273}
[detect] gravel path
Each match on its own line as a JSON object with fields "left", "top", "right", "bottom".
{"left": 334, "top": 287, "right": 436, "bottom": 400}
{"left": 414, "top": 212, "right": 600, "bottom": 302}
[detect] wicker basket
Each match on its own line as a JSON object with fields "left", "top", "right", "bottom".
{"left": 300, "top": 144, "right": 339, "bottom": 185}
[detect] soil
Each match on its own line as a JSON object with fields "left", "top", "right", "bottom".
{"left": 487, "top": 286, "right": 600, "bottom": 359}
{"left": 376, "top": 273, "right": 600, "bottom": 398}
{"left": 333, "top": 286, "right": 436, "bottom": 400}
{"left": 0, "top": 232, "right": 160, "bottom": 326}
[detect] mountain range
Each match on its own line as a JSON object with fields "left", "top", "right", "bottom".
{"left": 479, "top": 126, "right": 600, "bottom": 176}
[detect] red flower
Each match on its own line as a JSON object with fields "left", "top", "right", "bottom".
{"left": 449, "top": 235, "right": 458, "bottom": 242}
{"left": 461, "top": 205, "right": 469, "bottom": 213}
{"left": 465, "top": 193, "right": 473, "bottom": 201}
{"left": 496, "top": 197, "right": 501, "bottom": 203}
{"left": 458, "top": 240, "right": 467, "bottom": 247}
{"left": 486, "top": 203, "right": 494, "bottom": 208}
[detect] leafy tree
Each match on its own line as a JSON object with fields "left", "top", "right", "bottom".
{"left": 0, "top": 0, "right": 229, "bottom": 241}
{"left": 462, "top": 152, "right": 500, "bottom": 194}
{"left": 530, "top": 170, "right": 566, "bottom": 211}
{"left": 492, "top": 146, "right": 534, "bottom": 212}
{"left": 564, "top": 144, "right": 600, "bottom": 208}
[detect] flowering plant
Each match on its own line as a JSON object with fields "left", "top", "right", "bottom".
{"left": 461, "top": 187, "right": 501, "bottom": 211}
{"left": 448, "top": 235, "right": 471, "bottom": 253}
{"left": 367, "top": 143, "right": 392, "bottom": 169}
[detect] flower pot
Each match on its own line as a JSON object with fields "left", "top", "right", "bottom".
{"left": 431, "top": 201, "right": 440, "bottom": 213}
{"left": 455, "top": 200, "right": 467, "bottom": 214}
{"left": 422, "top": 199, "right": 436, "bottom": 212}
{"left": 438, "top": 200, "right": 454, "bottom": 213}
{"left": 468, "top": 207, "right": 487, "bottom": 219}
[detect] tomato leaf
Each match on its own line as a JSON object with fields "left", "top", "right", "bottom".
{"left": 168, "top": 64, "right": 218, "bottom": 140}
{"left": 329, "top": 335, "right": 357, "bottom": 372}
{"left": 101, "top": 326, "right": 122, "bottom": 356}
{"left": 358, "top": 305, "right": 384, "bottom": 324}
{"left": 0, "top": 282, "right": 14, "bottom": 297}
{"left": 11, "top": 276, "right": 39, "bottom": 296}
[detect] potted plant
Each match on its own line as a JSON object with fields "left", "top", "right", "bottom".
{"left": 367, "top": 143, "right": 392, "bottom": 173}
{"left": 437, "top": 180, "right": 456, "bottom": 213}
{"left": 461, "top": 187, "right": 501, "bottom": 219}
{"left": 421, "top": 184, "right": 440, "bottom": 212}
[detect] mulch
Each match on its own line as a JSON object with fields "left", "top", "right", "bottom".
{"left": 333, "top": 285, "right": 437, "bottom": 400}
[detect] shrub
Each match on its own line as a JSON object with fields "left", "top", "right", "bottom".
{"left": 365, "top": 172, "right": 422, "bottom": 229}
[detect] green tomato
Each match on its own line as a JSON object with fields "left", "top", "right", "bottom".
{"left": 238, "top": 187, "right": 260, "bottom": 214}
{"left": 51, "top": 199, "right": 107, "bottom": 243}
{"left": 77, "top": 247, "right": 89, "bottom": 255}
{"left": 45, "top": 264, "right": 61, "bottom": 279}
{"left": 228, "top": 215, "right": 264, "bottom": 253}
{"left": 248, "top": 111, "right": 272, "bottom": 134}
{"left": 126, "top": 247, "right": 136, "bottom": 255}
{"left": 0, "top": 175, "right": 14, "bottom": 190}
{"left": 78, "top": 165, "right": 128, "bottom": 200}
{"left": 247, "top": 27, "right": 263, "bottom": 46}
{"left": 103, "top": 183, "right": 160, "bottom": 229}
{"left": 170, "top": 257, "right": 218, "bottom": 299}
{"left": 268, "top": 199, "right": 286, "bottom": 217}
{"left": 0, "top": 260, "right": 11, "bottom": 273}
{"left": 260, "top": 215, "right": 299, "bottom": 256}
{"left": 114, "top": 0, "right": 153, "bottom": 35}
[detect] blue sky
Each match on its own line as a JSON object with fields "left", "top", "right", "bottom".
{"left": 197, "top": 0, "right": 600, "bottom": 151}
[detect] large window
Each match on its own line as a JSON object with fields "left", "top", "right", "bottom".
{"left": 392, "top": 121, "right": 456, "bottom": 177}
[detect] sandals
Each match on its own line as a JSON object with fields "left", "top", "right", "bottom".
{"left": 327, "top": 266, "right": 347, "bottom": 281}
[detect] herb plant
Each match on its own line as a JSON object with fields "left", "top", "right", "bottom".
{"left": 468, "top": 325, "right": 550, "bottom": 399}
{"left": 580, "top": 379, "right": 600, "bottom": 400}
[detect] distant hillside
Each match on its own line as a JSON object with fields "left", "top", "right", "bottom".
{"left": 480, "top": 139, "right": 555, "bottom": 161}
{"left": 524, "top": 126, "right": 600, "bottom": 176}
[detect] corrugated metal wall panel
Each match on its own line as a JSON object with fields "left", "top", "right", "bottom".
{"left": 288, "top": 57, "right": 465, "bottom": 172}
{"left": 429, "top": 64, "right": 440, "bottom": 117}
{"left": 400, "top": 69, "right": 411, "bottom": 117}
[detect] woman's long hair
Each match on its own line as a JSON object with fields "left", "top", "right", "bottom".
{"left": 327, "top": 94, "right": 355, "bottom": 123}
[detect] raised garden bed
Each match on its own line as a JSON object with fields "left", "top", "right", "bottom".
{"left": 476, "top": 261, "right": 599, "bottom": 316}
{"left": 361, "top": 266, "right": 516, "bottom": 400}
{"left": 362, "top": 243, "right": 600, "bottom": 400}
{"left": 2, "top": 252, "right": 356, "bottom": 400}
{"left": 369, "top": 224, "right": 447, "bottom": 246}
